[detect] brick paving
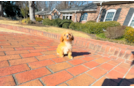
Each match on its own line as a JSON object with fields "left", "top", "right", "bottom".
{"left": 0, "top": 32, "right": 134, "bottom": 86}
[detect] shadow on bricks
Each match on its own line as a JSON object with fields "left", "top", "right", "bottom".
{"left": 102, "top": 78, "right": 134, "bottom": 86}
{"left": 72, "top": 52, "right": 91, "bottom": 57}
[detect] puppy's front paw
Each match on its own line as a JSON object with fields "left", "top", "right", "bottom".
{"left": 69, "top": 56, "right": 73, "bottom": 59}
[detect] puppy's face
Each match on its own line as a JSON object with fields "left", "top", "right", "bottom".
{"left": 60, "top": 32, "right": 74, "bottom": 42}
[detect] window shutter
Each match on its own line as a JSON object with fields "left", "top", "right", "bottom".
{"left": 113, "top": 8, "right": 122, "bottom": 21}
{"left": 123, "top": 8, "right": 134, "bottom": 26}
{"left": 100, "top": 9, "right": 106, "bottom": 22}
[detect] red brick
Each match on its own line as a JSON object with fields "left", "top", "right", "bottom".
{"left": 41, "top": 51, "right": 56, "bottom": 55}
{"left": 21, "top": 52, "right": 42, "bottom": 58}
{"left": 107, "top": 60, "right": 120, "bottom": 66}
{"left": 29, "top": 49, "right": 46, "bottom": 53}
{"left": 106, "top": 70, "right": 124, "bottom": 83}
{"left": 87, "top": 67, "right": 107, "bottom": 79}
{"left": 9, "top": 57, "right": 38, "bottom": 66}
{"left": 0, "top": 48, "right": 14, "bottom": 51}
{"left": 68, "top": 59, "right": 85, "bottom": 65}
{"left": 0, "top": 75, "right": 16, "bottom": 86}
{"left": 15, "top": 67, "right": 51, "bottom": 84}
{"left": 0, "top": 43, "right": 10, "bottom": 46}
{"left": 37, "top": 55, "right": 57, "bottom": 60}
{"left": 81, "top": 56, "right": 95, "bottom": 61}
{"left": 58, "top": 83, "right": 68, "bottom": 86}
{"left": 52, "top": 57, "right": 69, "bottom": 63}
{"left": 19, "top": 80, "right": 43, "bottom": 86}
{"left": 83, "top": 61, "right": 100, "bottom": 68}
{"left": 67, "top": 65, "right": 88, "bottom": 76}
{"left": 114, "top": 66, "right": 129, "bottom": 74}
{"left": 67, "top": 73, "right": 95, "bottom": 86}
{"left": 0, "top": 60, "right": 9, "bottom": 68}
{"left": 34, "top": 46, "right": 48, "bottom": 49}
{"left": 94, "top": 58, "right": 108, "bottom": 64}
{"left": 0, "top": 52, "right": 5, "bottom": 55}
{"left": 28, "top": 59, "right": 55, "bottom": 69}
{"left": 2, "top": 45, "right": 22, "bottom": 48}
{"left": 0, "top": 64, "right": 30, "bottom": 77}
{"left": 5, "top": 50, "right": 29, "bottom": 55}
{"left": 15, "top": 47, "right": 34, "bottom": 50}
{"left": 100, "top": 63, "right": 115, "bottom": 71}
{"left": 41, "top": 70, "right": 73, "bottom": 86}
{"left": 48, "top": 62, "right": 72, "bottom": 72}
{"left": 0, "top": 55, "right": 21, "bottom": 61}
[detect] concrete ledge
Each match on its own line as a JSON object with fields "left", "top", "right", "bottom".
{"left": 0, "top": 24, "right": 133, "bottom": 64}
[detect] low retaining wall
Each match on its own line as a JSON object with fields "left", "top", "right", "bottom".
{"left": 0, "top": 24, "right": 133, "bottom": 64}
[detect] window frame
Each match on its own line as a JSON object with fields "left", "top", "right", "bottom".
{"left": 80, "top": 13, "right": 88, "bottom": 21}
{"left": 128, "top": 13, "right": 134, "bottom": 28}
{"left": 103, "top": 9, "right": 116, "bottom": 22}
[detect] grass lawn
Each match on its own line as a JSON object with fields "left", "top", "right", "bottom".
{"left": 0, "top": 19, "right": 91, "bottom": 39}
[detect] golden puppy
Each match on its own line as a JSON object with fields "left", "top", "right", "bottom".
{"left": 57, "top": 31, "right": 74, "bottom": 59}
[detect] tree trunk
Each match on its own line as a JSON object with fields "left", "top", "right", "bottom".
{"left": 29, "top": 1, "right": 35, "bottom": 21}
{"left": 0, "top": 1, "right": 3, "bottom": 17}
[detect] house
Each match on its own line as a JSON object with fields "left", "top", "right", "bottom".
{"left": 35, "top": 8, "right": 60, "bottom": 20}
{"left": 35, "top": 3, "right": 97, "bottom": 23}
{"left": 93, "top": 1, "right": 134, "bottom": 27}
{"left": 35, "top": 1, "right": 134, "bottom": 28}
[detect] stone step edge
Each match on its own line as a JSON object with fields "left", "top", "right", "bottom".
{"left": 0, "top": 24, "right": 133, "bottom": 63}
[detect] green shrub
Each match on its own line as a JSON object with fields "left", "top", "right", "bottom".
{"left": 21, "top": 18, "right": 30, "bottom": 24}
{"left": 86, "top": 20, "right": 96, "bottom": 23}
{"left": 102, "top": 21, "right": 121, "bottom": 30}
{"left": 52, "top": 18, "right": 62, "bottom": 27}
{"left": 42, "top": 18, "right": 53, "bottom": 26}
{"left": 105, "top": 26, "right": 126, "bottom": 39}
{"left": 96, "top": 33, "right": 106, "bottom": 39}
{"left": 62, "top": 23, "right": 70, "bottom": 28}
{"left": 61, "top": 19, "right": 72, "bottom": 28}
{"left": 35, "top": 17, "right": 43, "bottom": 22}
{"left": 69, "top": 22, "right": 82, "bottom": 30}
{"left": 124, "top": 27, "right": 134, "bottom": 43}
{"left": 21, "top": 18, "right": 35, "bottom": 24}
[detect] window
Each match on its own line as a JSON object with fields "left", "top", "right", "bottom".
{"left": 104, "top": 9, "right": 116, "bottom": 22}
{"left": 80, "top": 13, "right": 88, "bottom": 21}
{"left": 52, "top": 12, "right": 59, "bottom": 19}
{"left": 62, "top": 14, "right": 72, "bottom": 20}
{"left": 128, "top": 13, "right": 134, "bottom": 28}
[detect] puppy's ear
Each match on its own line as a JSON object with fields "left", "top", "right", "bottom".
{"left": 71, "top": 35, "right": 74, "bottom": 40}
{"left": 60, "top": 35, "right": 64, "bottom": 42}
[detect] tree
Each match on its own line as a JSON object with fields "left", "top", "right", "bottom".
{"left": 21, "top": 6, "right": 29, "bottom": 18}
{"left": 29, "top": 1, "right": 35, "bottom": 21}
{"left": 0, "top": 1, "right": 3, "bottom": 17}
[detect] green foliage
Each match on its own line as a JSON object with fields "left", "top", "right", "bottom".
{"left": 42, "top": 18, "right": 53, "bottom": 26}
{"left": 20, "top": 6, "right": 29, "bottom": 18}
{"left": 62, "top": 23, "right": 70, "bottom": 28}
{"left": 69, "top": 22, "right": 82, "bottom": 31}
{"left": 86, "top": 20, "right": 96, "bottom": 23}
{"left": 101, "top": 21, "right": 121, "bottom": 30}
{"left": 105, "top": 26, "right": 126, "bottom": 39}
{"left": 3, "top": 1, "right": 22, "bottom": 19}
{"left": 60, "top": 19, "right": 72, "bottom": 28}
{"left": 124, "top": 27, "right": 134, "bottom": 43}
{"left": 52, "top": 18, "right": 62, "bottom": 27}
{"left": 96, "top": 33, "right": 106, "bottom": 39}
{"left": 35, "top": 17, "right": 43, "bottom": 22}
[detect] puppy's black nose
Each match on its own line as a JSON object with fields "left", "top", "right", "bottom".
{"left": 67, "top": 35, "right": 68, "bottom": 38}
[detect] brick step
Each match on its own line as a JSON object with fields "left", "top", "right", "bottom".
{"left": 0, "top": 24, "right": 133, "bottom": 64}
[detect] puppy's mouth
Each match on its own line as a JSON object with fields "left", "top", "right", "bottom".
{"left": 67, "top": 37, "right": 69, "bottom": 40}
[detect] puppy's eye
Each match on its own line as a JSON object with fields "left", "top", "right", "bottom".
{"left": 69, "top": 34, "right": 71, "bottom": 36}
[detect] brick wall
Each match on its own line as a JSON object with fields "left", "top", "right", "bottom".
{"left": 97, "top": 3, "right": 134, "bottom": 25}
